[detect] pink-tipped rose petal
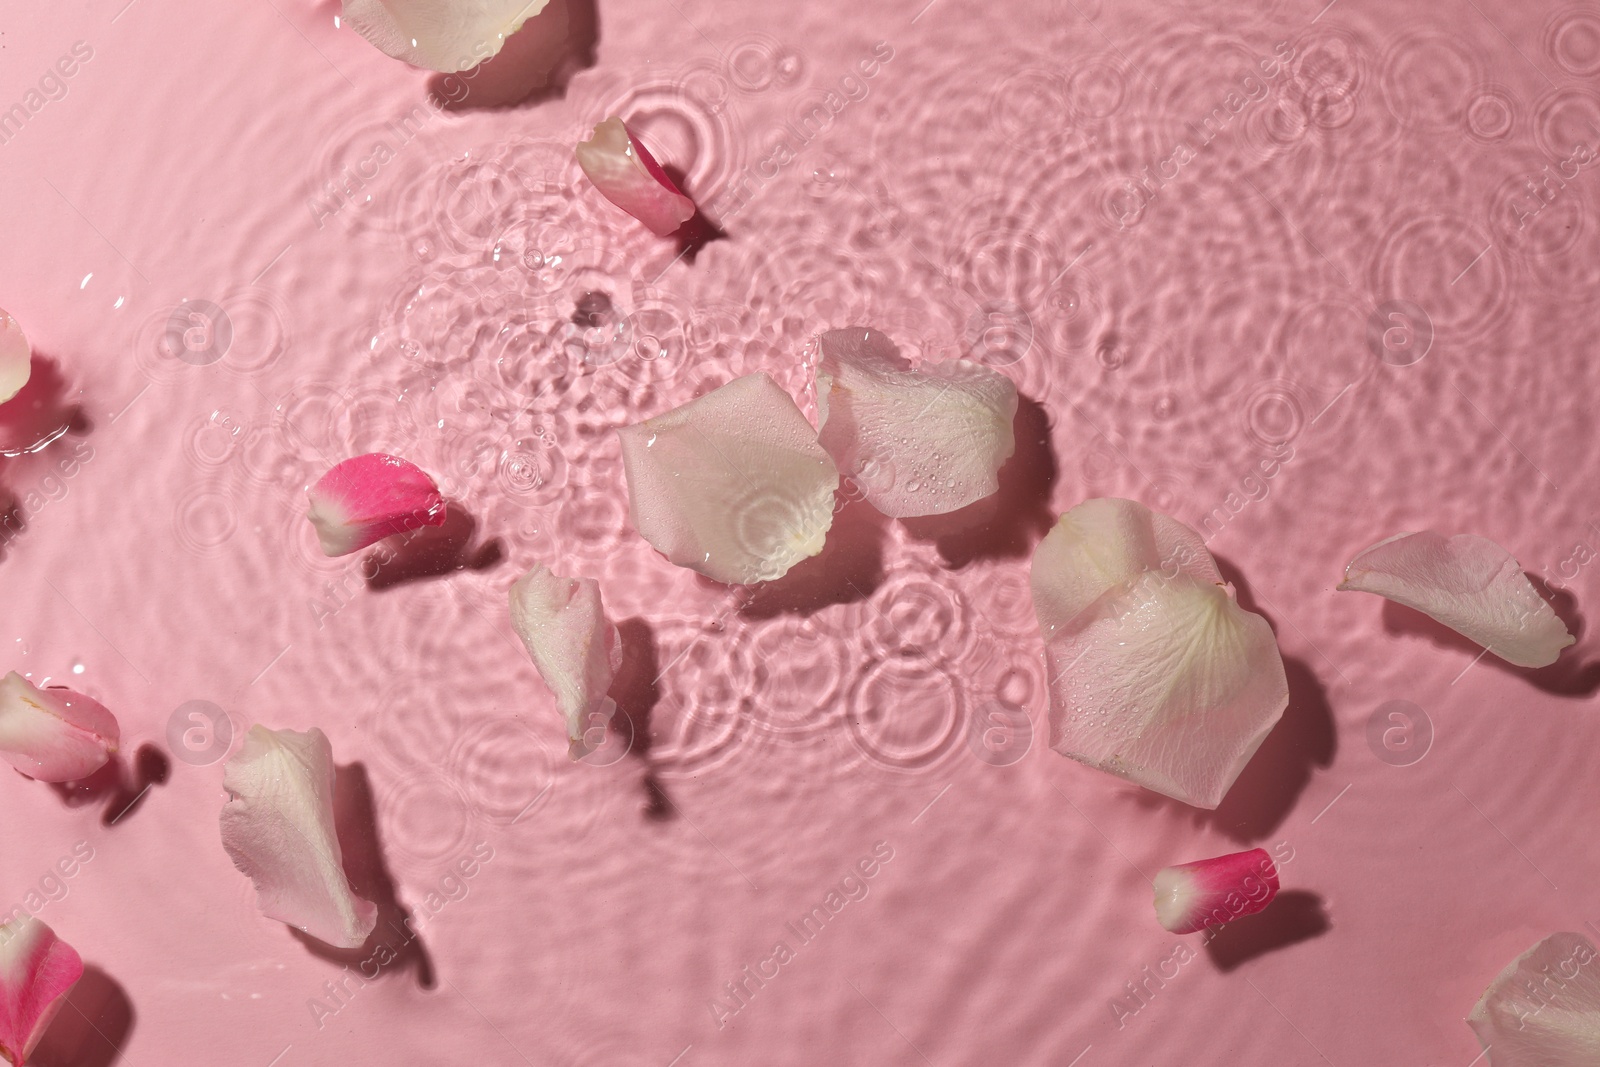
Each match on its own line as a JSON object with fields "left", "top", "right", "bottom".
{"left": 0, "top": 309, "right": 30, "bottom": 405}
{"left": 814, "top": 327, "right": 1018, "bottom": 518}
{"left": 575, "top": 117, "right": 696, "bottom": 237}
{"left": 341, "top": 0, "right": 551, "bottom": 72}
{"left": 617, "top": 373, "right": 840, "bottom": 585}
{"left": 306, "top": 453, "right": 447, "bottom": 558}
{"left": 1339, "top": 531, "right": 1574, "bottom": 668}
{"left": 1031, "top": 498, "right": 1289, "bottom": 809}
{"left": 0, "top": 917, "right": 83, "bottom": 1066}
{"left": 220, "top": 725, "right": 377, "bottom": 949}
{"left": 0, "top": 673, "right": 119, "bottom": 783}
{"left": 1468, "top": 931, "right": 1600, "bottom": 1065}
{"left": 1152, "top": 848, "right": 1280, "bottom": 934}
{"left": 509, "top": 562, "right": 619, "bottom": 753}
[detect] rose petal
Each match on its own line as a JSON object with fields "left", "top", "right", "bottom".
{"left": 220, "top": 725, "right": 377, "bottom": 949}
{"left": 0, "top": 916, "right": 83, "bottom": 1066}
{"left": 0, "top": 310, "right": 30, "bottom": 405}
{"left": 813, "top": 327, "right": 1018, "bottom": 518}
{"left": 1469, "top": 931, "right": 1600, "bottom": 1065}
{"left": 306, "top": 453, "right": 447, "bottom": 558}
{"left": 617, "top": 373, "right": 840, "bottom": 585}
{"left": 575, "top": 117, "right": 696, "bottom": 237}
{"left": 1031, "top": 498, "right": 1288, "bottom": 809}
{"left": 0, "top": 673, "right": 119, "bottom": 783}
{"left": 1152, "top": 848, "right": 1280, "bottom": 934}
{"left": 508, "top": 562, "right": 619, "bottom": 752}
{"left": 341, "top": 0, "right": 551, "bottom": 72}
{"left": 1338, "top": 530, "right": 1574, "bottom": 668}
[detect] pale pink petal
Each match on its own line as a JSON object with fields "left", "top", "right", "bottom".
{"left": 0, "top": 310, "right": 29, "bottom": 405}
{"left": 1468, "top": 932, "right": 1600, "bottom": 1065}
{"left": 0, "top": 917, "right": 83, "bottom": 1066}
{"left": 575, "top": 117, "right": 696, "bottom": 237}
{"left": 508, "top": 562, "right": 619, "bottom": 753}
{"left": 1339, "top": 531, "right": 1574, "bottom": 668}
{"left": 0, "top": 673, "right": 119, "bottom": 783}
{"left": 306, "top": 453, "right": 447, "bottom": 558}
{"left": 814, "top": 327, "right": 1018, "bottom": 518}
{"left": 220, "top": 725, "right": 377, "bottom": 949}
{"left": 1031, "top": 498, "right": 1288, "bottom": 809}
{"left": 617, "top": 373, "right": 839, "bottom": 585}
{"left": 1152, "top": 848, "right": 1279, "bottom": 934}
{"left": 341, "top": 0, "right": 551, "bottom": 72}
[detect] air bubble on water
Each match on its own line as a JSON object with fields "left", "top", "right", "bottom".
{"left": 71, "top": 661, "right": 85, "bottom": 675}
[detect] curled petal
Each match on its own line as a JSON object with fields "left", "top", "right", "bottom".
{"left": 0, "top": 916, "right": 83, "bottom": 1066}
{"left": 508, "top": 562, "right": 619, "bottom": 752}
{"left": 0, "top": 672, "right": 119, "bottom": 782}
{"left": 0, "top": 310, "right": 29, "bottom": 405}
{"left": 575, "top": 117, "right": 696, "bottom": 237}
{"left": 1469, "top": 931, "right": 1600, "bottom": 1065}
{"left": 306, "top": 453, "right": 447, "bottom": 558}
{"left": 1338, "top": 531, "right": 1573, "bottom": 667}
{"left": 617, "top": 373, "right": 839, "bottom": 585}
{"left": 1152, "top": 848, "right": 1280, "bottom": 934}
{"left": 1031, "top": 498, "right": 1288, "bottom": 809}
{"left": 814, "top": 327, "right": 1018, "bottom": 518}
{"left": 220, "top": 725, "right": 377, "bottom": 949}
{"left": 341, "top": 0, "right": 551, "bottom": 72}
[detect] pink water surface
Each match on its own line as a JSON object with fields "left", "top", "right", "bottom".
{"left": 2, "top": 0, "right": 1600, "bottom": 1064}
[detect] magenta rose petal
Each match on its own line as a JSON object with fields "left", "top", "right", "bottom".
{"left": 0, "top": 916, "right": 84, "bottom": 1066}
{"left": 508, "top": 562, "right": 619, "bottom": 753}
{"left": 1339, "top": 530, "right": 1574, "bottom": 668}
{"left": 1152, "top": 847, "right": 1280, "bottom": 934}
{"left": 305, "top": 453, "right": 447, "bottom": 558}
{"left": 575, "top": 117, "right": 697, "bottom": 238}
{"left": 0, "top": 672, "right": 120, "bottom": 783}
{"left": 220, "top": 725, "right": 377, "bottom": 949}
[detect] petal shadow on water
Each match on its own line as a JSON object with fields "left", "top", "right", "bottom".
{"left": 1378, "top": 584, "right": 1600, "bottom": 697}
{"left": 424, "top": 0, "right": 599, "bottom": 111}
{"left": 898, "top": 394, "right": 1059, "bottom": 568}
{"left": 364, "top": 502, "right": 503, "bottom": 591}
{"left": 607, "top": 617, "right": 673, "bottom": 820}
{"left": 1203, "top": 890, "right": 1330, "bottom": 972}
{"left": 0, "top": 354, "right": 90, "bottom": 458}
{"left": 48, "top": 745, "right": 171, "bottom": 828}
{"left": 289, "top": 762, "right": 435, "bottom": 989}
{"left": 31, "top": 965, "right": 134, "bottom": 1067}
{"left": 659, "top": 164, "right": 730, "bottom": 265}
{"left": 738, "top": 496, "right": 888, "bottom": 619}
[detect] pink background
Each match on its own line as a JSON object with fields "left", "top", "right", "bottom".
{"left": 3, "top": 0, "right": 1599, "bottom": 1064}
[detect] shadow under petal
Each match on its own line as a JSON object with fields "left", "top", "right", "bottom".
{"left": 31, "top": 964, "right": 135, "bottom": 1067}
{"left": 0, "top": 354, "right": 90, "bottom": 458}
{"left": 47, "top": 745, "right": 171, "bottom": 828}
{"left": 364, "top": 502, "right": 503, "bottom": 591}
{"left": 738, "top": 496, "right": 888, "bottom": 619}
{"left": 1379, "top": 592, "right": 1600, "bottom": 697}
{"left": 425, "top": 0, "right": 598, "bottom": 112}
{"left": 606, "top": 617, "right": 673, "bottom": 820}
{"left": 1202, "top": 890, "right": 1330, "bottom": 972}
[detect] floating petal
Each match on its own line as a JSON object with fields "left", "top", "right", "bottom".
{"left": 0, "top": 310, "right": 29, "bottom": 405}
{"left": 617, "top": 373, "right": 839, "bottom": 585}
{"left": 341, "top": 0, "right": 551, "bottom": 72}
{"left": 0, "top": 673, "right": 119, "bottom": 783}
{"left": 575, "top": 117, "right": 696, "bottom": 237}
{"left": 1030, "top": 498, "right": 1288, "bottom": 809}
{"left": 220, "top": 725, "right": 377, "bottom": 949}
{"left": 813, "top": 327, "right": 1017, "bottom": 518}
{"left": 306, "top": 453, "right": 447, "bottom": 558}
{"left": 1339, "top": 530, "right": 1573, "bottom": 667}
{"left": 1468, "top": 931, "right": 1600, "bottom": 1066}
{"left": 1152, "top": 847, "right": 1279, "bottom": 934}
{"left": 0, "top": 916, "right": 83, "bottom": 1066}
{"left": 508, "top": 562, "right": 619, "bottom": 752}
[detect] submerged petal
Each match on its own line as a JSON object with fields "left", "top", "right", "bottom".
{"left": 306, "top": 453, "right": 447, "bottom": 558}
{"left": 1339, "top": 530, "right": 1573, "bottom": 668}
{"left": 1031, "top": 498, "right": 1288, "bottom": 809}
{"left": 341, "top": 0, "right": 551, "bottom": 72}
{"left": 814, "top": 327, "right": 1017, "bottom": 518}
{"left": 220, "top": 725, "right": 377, "bottom": 949}
{"left": 508, "top": 562, "right": 618, "bottom": 752}
{"left": 0, "top": 310, "right": 30, "bottom": 405}
{"left": 575, "top": 117, "right": 696, "bottom": 237}
{"left": 0, "top": 917, "right": 83, "bottom": 1066}
{"left": 0, "top": 673, "right": 119, "bottom": 782}
{"left": 1152, "top": 848, "right": 1279, "bottom": 934}
{"left": 1469, "top": 932, "right": 1600, "bottom": 1065}
{"left": 617, "top": 373, "right": 839, "bottom": 585}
